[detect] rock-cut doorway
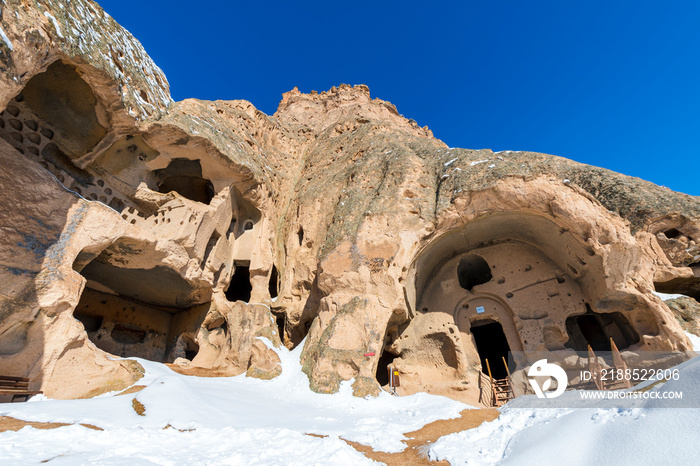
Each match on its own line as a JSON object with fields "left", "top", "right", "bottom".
{"left": 470, "top": 319, "right": 511, "bottom": 379}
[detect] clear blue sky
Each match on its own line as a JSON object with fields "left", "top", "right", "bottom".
{"left": 98, "top": 1, "right": 699, "bottom": 196}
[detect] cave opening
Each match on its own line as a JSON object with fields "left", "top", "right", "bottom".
{"left": 565, "top": 308, "right": 640, "bottom": 352}
{"left": 0, "top": 60, "right": 107, "bottom": 159}
{"left": 225, "top": 262, "right": 252, "bottom": 303}
{"left": 154, "top": 159, "right": 215, "bottom": 204}
{"left": 471, "top": 320, "right": 511, "bottom": 379}
{"left": 273, "top": 311, "right": 286, "bottom": 343}
{"left": 73, "top": 313, "right": 103, "bottom": 333}
{"left": 457, "top": 254, "right": 493, "bottom": 290}
{"left": 71, "top": 241, "right": 209, "bottom": 363}
{"left": 182, "top": 334, "right": 200, "bottom": 361}
{"left": 72, "top": 284, "right": 172, "bottom": 361}
{"left": 375, "top": 349, "right": 397, "bottom": 387}
{"left": 269, "top": 265, "right": 279, "bottom": 299}
{"left": 0, "top": 60, "right": 106, "bottom": 190}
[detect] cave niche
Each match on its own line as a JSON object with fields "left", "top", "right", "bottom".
{"left": 72, "top": 240, "right": 210, "bottom": 362}
{"left": 565, "top": 307, "right": 640, "bottom": 352}
{"left": 153, "top": 158, "right": 215, "bottom": 204}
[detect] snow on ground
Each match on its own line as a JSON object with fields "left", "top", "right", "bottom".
{"left": 430, "top": 355, "right": 700, "bottom": 465}
{"left": 686, "top": 330, "right": 700, "bottom": 351}
{"left": 0, "top": 339, "right": 468, "bottom": 465}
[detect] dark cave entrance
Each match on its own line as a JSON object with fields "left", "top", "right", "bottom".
{"left": 72, "top": 279, "right": 172, "bottom": 362}
{"left": 181, "top": 334, "right": 200, "bottom": 361}
{"left": 269, "top": 265, "right": 279, "bottom": 299}
{"left": 225, "top": 262, "right": 252, "bottom": 303}
{"left": 565, "top": 309, "right": 640, "bottom": 352}
{"left": 471, "top": 320, "right": 511, "bottom": 379}
{"left": 576, "top": 315, "right": 608, "bottom": 351}
{"left": 273, "top": 311, "right": 286, "bottom": 344}
{"left": 375, "top": 350, "right": 397, "bottom": 387}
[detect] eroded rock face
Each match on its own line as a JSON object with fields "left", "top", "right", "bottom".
{"left": 665, "top": 297, "right": 700, "bottom": 337}
{"left": 0, "top": 0, "right": 698, "bottom": 402}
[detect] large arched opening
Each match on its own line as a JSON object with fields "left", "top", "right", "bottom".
{"left": 71, "top": 238, "right": 210, "bottom": 363}
{"left": 397, "top": 211, "right": 659, "bottom": 400}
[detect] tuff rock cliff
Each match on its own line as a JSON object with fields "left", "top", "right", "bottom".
{"left": 0, "top": 0, "right": 698, "bottom": 404}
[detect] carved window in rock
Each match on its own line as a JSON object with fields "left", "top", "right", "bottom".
{"left": 457, "top": 254, "right": 493, "bottom": 290}
{"left": 153, "top": 158, "right": 215, "bottom": 204}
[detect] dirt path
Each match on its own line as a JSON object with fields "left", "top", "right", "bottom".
{"left": 0, "top": 416, "right": 102, "bottom": 432}
{"left": 343, "top": 408, "right": 499, "bottom": 465}
{"left": 165, "top": 364, "right": 236, "bottom": 377}
{"left": 1, "top": 401, "right": 498, "bottom": 465}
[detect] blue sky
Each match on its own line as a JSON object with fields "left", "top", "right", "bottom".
{"left": 98, "top": 1, "right": 699, "bottom": 195}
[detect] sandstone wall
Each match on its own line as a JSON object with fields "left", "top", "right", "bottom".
{"left": 0, "top": 0, "right": 698, "bottom": 402}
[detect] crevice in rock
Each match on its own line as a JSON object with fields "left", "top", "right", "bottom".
{"left": 202, "top": 231, "right": 221, "bottom": 269}
{"left": 655, "top": 278, "right": 700, "bottom": 301}
{"left": 297, "top": 226, "right": 304, "bottom": 247}
{"left": 273, "top": 311, "right": 286, "bottom": 343}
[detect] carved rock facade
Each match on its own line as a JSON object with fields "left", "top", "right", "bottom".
{"left": 0, "top": 1, "right": 698, "bottom": 404}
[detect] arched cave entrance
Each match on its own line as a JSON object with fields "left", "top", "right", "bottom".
{"left": 406, "top": 212, "right": 653, "bottom": 396}
{"left": 179, "top": 334, "right": 200, "bottom": 361}
{"left": 71, "top": 240, "right": 210, "bottom": 363}
{"left": 470, "top": 320, "right": 511, "bottom": 379}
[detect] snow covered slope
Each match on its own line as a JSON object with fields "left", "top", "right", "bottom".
{"left": 430, "top": 351, "right": 700, "bottom": 465}
{"left": 0, "top": 339, "right": 467, "bottom": 465}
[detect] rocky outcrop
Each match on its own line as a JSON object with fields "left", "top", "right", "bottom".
{"left": 665, "top": 297, "right": 700, "bottom": 337}
{"left": 0, "top": 0, "right": 698, "bottom": 403}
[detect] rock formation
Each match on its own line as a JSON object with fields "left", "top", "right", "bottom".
{"left": 666, "top": 297, "right": 700, "bottom": 337}
{"left": 0, "top": 0, "right": 698, "bottom": 404}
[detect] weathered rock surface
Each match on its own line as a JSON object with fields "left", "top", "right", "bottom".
{"left": 665, "top": 297, "right": 700, "bottom": 337}
{"left": 0, "top": 0, "right": 698, "bottom": 403}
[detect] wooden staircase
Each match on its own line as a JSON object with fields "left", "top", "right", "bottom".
{"left": 484, "top": 357, "right": 514, "bottom": 407}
